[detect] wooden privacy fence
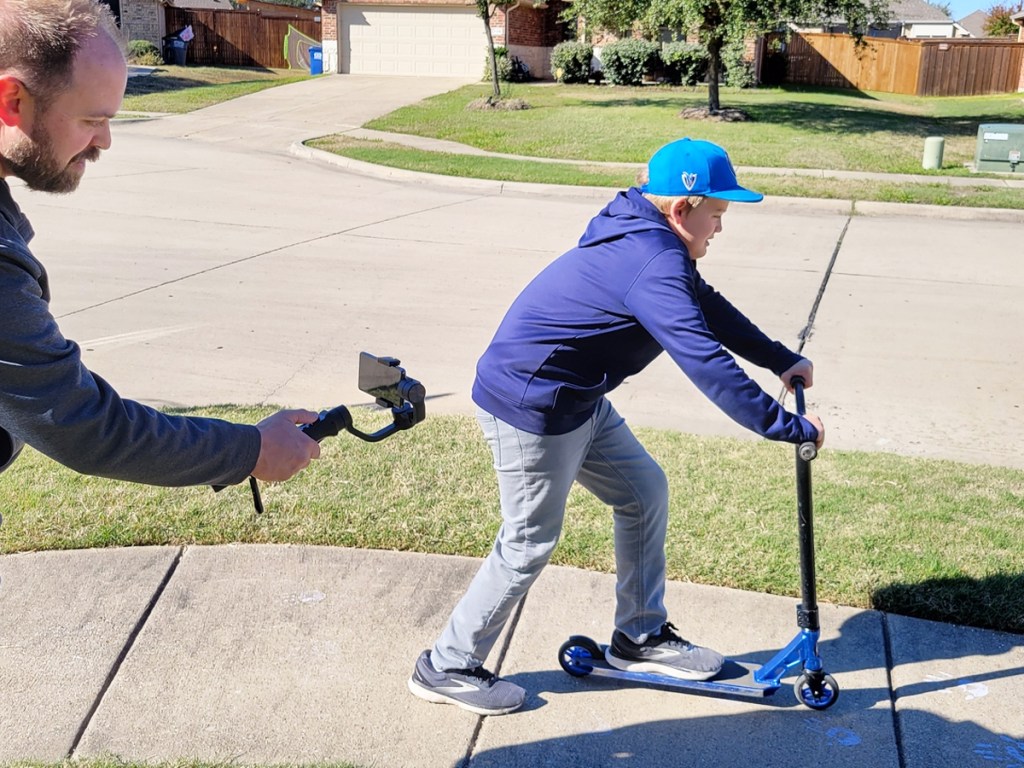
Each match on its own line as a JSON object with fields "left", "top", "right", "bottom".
{"left": 782, "top": 32, "right": 1024, "bottom": 96}
{"left": 165, "top": 7, "right": 320, "bottom": 69}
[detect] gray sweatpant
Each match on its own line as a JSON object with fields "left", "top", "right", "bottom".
{"left": 431, "top": 397, "right": 670, "bottom": 671}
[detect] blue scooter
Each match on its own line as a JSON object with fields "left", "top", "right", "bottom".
{"left": 557, "top": 377, "right": 839, "bottom": 710}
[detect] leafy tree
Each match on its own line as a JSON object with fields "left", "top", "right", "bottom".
{"left": 565, "top": 0, "right": 892, "bottom": 111}
{"left": 926, "top": 0, "right": 953, "bottom": 16}
{"left": 477, "top": 0, "right": 519, "bottom": 101}
{"left": 983, "top": 2, "right": 1024, "bottom": 36}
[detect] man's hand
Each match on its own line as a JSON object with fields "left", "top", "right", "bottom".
{"left": 781, "top": 359, "right": 814, "bottom": 392}
{"left": 251, "top": 409, "right": 321, "bottom": 482}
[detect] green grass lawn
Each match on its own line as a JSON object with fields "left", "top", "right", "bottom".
{"left": 310, "top": 83, "right": 1024, "bottom": 208}
{"left": 120, "top": 65, "right": 311, "bottom": 114}
{"left": 2, "top": 407, "right": 1022, "bottom": 635}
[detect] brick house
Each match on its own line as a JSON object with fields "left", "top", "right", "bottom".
{"left": 116, "top": 0, "right": 232, "bottom": 47}
{"left": 323, "top": 0, "right": 570, "bottom": 78}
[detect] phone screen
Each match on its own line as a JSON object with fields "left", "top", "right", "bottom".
{"left": 358, "top": 352, "right": 402, "bottom": 401}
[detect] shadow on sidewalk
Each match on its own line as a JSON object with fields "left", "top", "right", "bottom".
{"left": 465, "top": 710, "right": 1024, "bottom": 768}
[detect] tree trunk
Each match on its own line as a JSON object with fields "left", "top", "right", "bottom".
{"left": 483, "top": 13, "right": 501, "bottom": 102}
{"left": 706, "top": 35, "right": 722, "bottom": 113}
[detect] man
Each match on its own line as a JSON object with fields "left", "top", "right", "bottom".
{"left": 0, "top": 0, "right": 320, "bottom": 491}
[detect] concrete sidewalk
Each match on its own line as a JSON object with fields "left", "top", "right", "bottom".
{"left": 2, "top": 74, "right": 1023, "bottom": 768}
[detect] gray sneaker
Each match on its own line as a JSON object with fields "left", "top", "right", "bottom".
{"left": 408, "top": 650, "right": 525, "bottom": 716}
{"left": 605, "top": 622, "right": 724, "bottom": 681}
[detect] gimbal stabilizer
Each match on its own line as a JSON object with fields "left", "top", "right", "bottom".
{"left": 302, "top": 354, "right": 426, "bottom": 443}
{"left": 216, "top": 353, "right": 426, "bottom": 513}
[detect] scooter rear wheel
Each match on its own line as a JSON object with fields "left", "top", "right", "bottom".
{"left": 558, "top": 636, "right": 603, "bottom": 677}
{"left": 794, "top": 672, "right": 840, "bottom": 710}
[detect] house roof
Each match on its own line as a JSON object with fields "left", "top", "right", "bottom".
{"left": 887, "top": 0, "right": 953, "bottom": 22}
{"left": 958, "top": 9, "right": 988, "bottom": 37}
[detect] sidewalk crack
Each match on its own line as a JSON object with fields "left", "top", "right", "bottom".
{"left": 881, "top": 611, "right": 908, "bottom": 768}
{"left": 781, "top": 215, "right": 850, "bottom": 404}
{"left": 457, "top": 593, "right": 528, "bottom": 768}
{"left": 67, "top": 546, "right": 184, "bottom": 758}
{"left": 797, "top": 215, "right": 850, "bottom": 357}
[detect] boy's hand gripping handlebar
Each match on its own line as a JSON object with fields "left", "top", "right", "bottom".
{"left": 791, "top": 376, "right": 817, "bottom": 462}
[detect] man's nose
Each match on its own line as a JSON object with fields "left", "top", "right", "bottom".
{"left": 94, "top": 120, "right": 112, "bottom": 150}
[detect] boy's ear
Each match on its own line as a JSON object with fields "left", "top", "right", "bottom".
{"left": 666, "top": 197, "right": 692, "bottom": 226}
{"left": 0, "top": 75, "right": 31, "bottom": 128}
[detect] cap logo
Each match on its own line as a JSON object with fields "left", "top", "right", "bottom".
{"left": 681, "top": 172, "right": 698, "bottom": 192}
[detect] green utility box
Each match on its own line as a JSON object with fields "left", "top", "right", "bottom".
{"left": 974, "top": 124, "right": 1024, "bottom": 173}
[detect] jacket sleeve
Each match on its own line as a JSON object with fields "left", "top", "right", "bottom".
{"left": 624, "top": 248, "right": 817, "bottom": 444}
{"left": 0, "top": 250, "right": 260, "bottom": 486}
{"left": 693, "top": 270, "right": 805, "bottom": 376}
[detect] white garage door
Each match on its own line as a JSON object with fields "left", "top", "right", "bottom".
{"left": 340, "top": 5, "right": 488, "bottom": 77}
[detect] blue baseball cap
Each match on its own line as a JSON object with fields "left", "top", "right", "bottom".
{"left": 641, "top": 138, "right": 763, "bottom": 202}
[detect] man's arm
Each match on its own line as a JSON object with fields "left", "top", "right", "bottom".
{"left": 0, "top": 255, "right": 318, "bottom": 486}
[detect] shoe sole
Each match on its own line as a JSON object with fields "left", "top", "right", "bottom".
{"left": 605, "top": 649, "right": 720, "bottom": 682}
{"left": 407, "top": 677, "right": 523, "bottom": 716}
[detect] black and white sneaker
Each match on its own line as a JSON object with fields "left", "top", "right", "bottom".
{"left": 606, "top": 622, "right": 724, "bottom": 681}
{"left": 408, "top": 650, "right": 525, "bottom": 716}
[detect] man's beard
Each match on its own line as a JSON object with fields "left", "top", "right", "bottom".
{"left": 3, "top": 121, "right": 100, "bottom": 195}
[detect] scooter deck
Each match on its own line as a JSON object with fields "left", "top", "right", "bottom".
{"left": 575, "top": 648, "right": 781, "bottom": 700}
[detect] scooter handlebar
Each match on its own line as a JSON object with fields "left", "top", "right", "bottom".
{"left": 790, "top": 376, "right": 817, "bottom": 460}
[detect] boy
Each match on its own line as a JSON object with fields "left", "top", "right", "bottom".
{"left": 408, "top": 138, "right": 824, "bottom": 716}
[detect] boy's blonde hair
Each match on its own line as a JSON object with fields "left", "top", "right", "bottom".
{"left": 0, "top": 0, "right": 124, "bottom": 108}
{"left": 636, "top": 168, "right": 704, "bottom": 214}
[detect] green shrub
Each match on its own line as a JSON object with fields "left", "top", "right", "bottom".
{"left": 600, "top": 38, "right": 660, "bottom": 86}
{"left": 127, "top": 39, "right": 162, "bottom": 66}
{"left": 722, "top": 40, "right": 755, "bottom": 88}
{"left": 550, "top": 40, "right": 593, "bottom": 84}
{"left": 484, "top": 46, "right": 530, "bottom": 83}
{"left": 660, "top": 42, "right": 708, "bottom": 86}
{"left": 484, "top": 46, "right": 513, "bottom": 82}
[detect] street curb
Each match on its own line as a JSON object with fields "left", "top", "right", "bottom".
{"left": 290, "top": 142, "right": 1024, "bottom": 222}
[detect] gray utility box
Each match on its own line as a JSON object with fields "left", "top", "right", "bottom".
{"left": 974, "top": 123, "right": 1024, "bottom": 173}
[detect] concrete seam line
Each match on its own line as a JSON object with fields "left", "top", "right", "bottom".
{"left": 779, "top": 215, "right": 850, "bottom": 405}
{"left": 797, "top": 215, "right": 851, "bottom": 357}
{"left": 67, "top": 546, "right": 185, "bottom": 758}
{"left": 881, "top": 611, "right": 909, "bottom": 768}
{"left": 458, "top": 594, "right": 530, "bottom": 767}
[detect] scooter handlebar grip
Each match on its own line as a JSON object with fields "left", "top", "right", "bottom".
{"left": 791, "top": 376, "right": 807, "bottom": 416}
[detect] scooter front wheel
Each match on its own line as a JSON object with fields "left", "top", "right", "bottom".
{"left": 558, "top": 636, "right": 603, "bottom": 677}
{"left": 794, "top": 672, "right": 840, "bottom": 710}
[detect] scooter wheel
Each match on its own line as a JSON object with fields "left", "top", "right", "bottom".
{"left": 794, "top": 672, "right": 840, "bottom": 710}
{"left": 558, "top": 636, "right": 602, "bottom": 677}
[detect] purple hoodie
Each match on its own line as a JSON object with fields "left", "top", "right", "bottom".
{"left": 471, "top": 188, "right": 818, "bottom": 443}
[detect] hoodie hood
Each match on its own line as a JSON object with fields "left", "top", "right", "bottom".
{"left": 578, "top": 187, "right": 677, "bottom": 249}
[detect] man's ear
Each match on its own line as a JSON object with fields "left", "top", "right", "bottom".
{"left": 0, "top": 75, "right": 31, "bottom": 128}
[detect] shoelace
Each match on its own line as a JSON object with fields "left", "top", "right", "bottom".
{"left": 657, "top": 621, "right": 695, "bottom": 650}
{"left": 457, "top": 666, "right": 498, "bottom": 685}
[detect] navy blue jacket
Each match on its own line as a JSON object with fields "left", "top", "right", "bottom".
{"left": 471, "top": 188, "right": 818, "bottom": 443}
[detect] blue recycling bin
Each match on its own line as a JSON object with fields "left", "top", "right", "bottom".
{"left": 309, "top": 46, "right": 323, "bottom": 75}
{"left": 162, "top": 33, "right": 187, "bottom": 66}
